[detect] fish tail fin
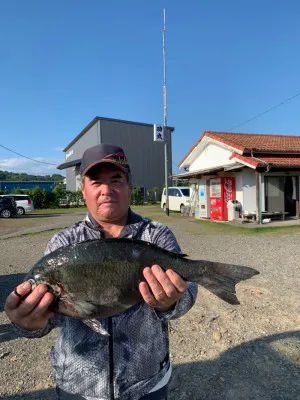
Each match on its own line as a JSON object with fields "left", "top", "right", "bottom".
{"left": 193, "top": 262, "right": 259, "bottom": 305}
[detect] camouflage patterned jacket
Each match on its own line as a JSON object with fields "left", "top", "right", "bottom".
{"left": 13, "top": 210, "right": 198, "bottom": 400}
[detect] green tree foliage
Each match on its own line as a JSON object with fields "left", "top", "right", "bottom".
{"left": 131, "top": 188, "right": 144, "bottom": 205}
{"left": 147, "top": 187, "right": 159, "bottom": 204}
{"left": 65, "top": 190, "right": 84, "bottom": 207}
{"left": 29, "top": 187, "right": 51, "bottom": 209}
{"left": 0, "top": 171, "right": 65, "bottom": 182}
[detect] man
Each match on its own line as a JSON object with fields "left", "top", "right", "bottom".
{"left": 5, "top": 143, "right": 198, "bottom": 400}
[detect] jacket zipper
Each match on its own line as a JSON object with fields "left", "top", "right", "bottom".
{"left": 108, "top": 317, "right": 115, "bottom": 400}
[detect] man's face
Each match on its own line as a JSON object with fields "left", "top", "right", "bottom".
{"left": 82, "top": 164, "right": 132, "bottom": 223}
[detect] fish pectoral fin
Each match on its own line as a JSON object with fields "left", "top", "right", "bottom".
{"left": 83, "top": 319, "right": 110, "bottom": 336}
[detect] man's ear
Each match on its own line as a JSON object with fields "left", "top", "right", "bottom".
{"left": 81, "top": 178, "right": 86, "bottom": 200}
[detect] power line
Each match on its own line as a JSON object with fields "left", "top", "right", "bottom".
{"left": 0, "top": 144, "right": 57, "bottom": 166}
{"left": 228, "top": 91, "right": 300, "bottom": 132}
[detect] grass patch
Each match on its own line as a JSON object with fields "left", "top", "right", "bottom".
{"left": 1, "top": 228, "right": 63, "bottom": 240}
{"left": 192, "top": 218, "right": 300, "bottom": 236}
{"left": 28, "top": 205, "right": 300, "bottom": 236}
{"left": 32, "top": 207, "right": 87, "bottom": 214}
{"left": 134, "top": 205, "right": 300, "bottom": 236}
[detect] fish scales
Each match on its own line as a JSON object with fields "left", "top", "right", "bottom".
{"left": 24, "top": 238, "right": 259, "bottom": 324}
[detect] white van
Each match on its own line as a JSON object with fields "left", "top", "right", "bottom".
{"left": 160, "top": 187, "right": 190, "bottom": 213}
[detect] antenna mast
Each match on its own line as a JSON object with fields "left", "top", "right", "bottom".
{"left": 162, "top": 8, "right": 169, "bottom": 216}
{"left": 163, "top": 8, "right": 167, "bottom": 127}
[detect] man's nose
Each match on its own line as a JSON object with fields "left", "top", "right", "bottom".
{"left": 99, "top": 183, "right": 112, "bottom": 194}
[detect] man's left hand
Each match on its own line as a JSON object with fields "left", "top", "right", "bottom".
{"left": 139, "top": 265, "right": 188, "bottom": 311}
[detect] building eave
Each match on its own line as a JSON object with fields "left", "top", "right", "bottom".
{"left": 172, "top": 163, "right": 245, "bottom": 179}
{"left": 57, "top": 158, "right": 82, "bottom": 170}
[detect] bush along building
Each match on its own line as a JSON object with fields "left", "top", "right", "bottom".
{"left": 57, "top": 117, "right": 174, "bottom": 198}
{"left": 173, "top": 131, "right": 300, "bottom": 223}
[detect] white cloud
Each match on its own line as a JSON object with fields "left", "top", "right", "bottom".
{"left": 0, "top": 157, "right": 65, "bottom": 176}
{"left": 53, "top": 146, "right": 65, "bottom": 152}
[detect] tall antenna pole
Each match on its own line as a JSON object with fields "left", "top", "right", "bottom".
{"left": 163, "top": 8, "right": 169, "bottom": 216}
{"left": 163, "top": 8, "right": 167, "bottom": 127}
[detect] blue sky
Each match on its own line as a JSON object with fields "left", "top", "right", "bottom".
{"left": 1, "top": 0, "right": 300, "bottom": 176}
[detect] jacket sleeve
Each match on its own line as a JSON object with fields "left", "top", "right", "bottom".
{"left": 151, "top": 224, "right": 198, "bottom": 321}
{"left": 12, "top": 314, "right": 64, "bottom": 339}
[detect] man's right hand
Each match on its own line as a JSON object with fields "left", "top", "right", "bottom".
{"left": 4, "top": 281, "right": 54, "bottom": 331}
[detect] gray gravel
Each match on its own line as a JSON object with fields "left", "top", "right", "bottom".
{"left": 0, "top": 214, "right": 299, "bottom": 399}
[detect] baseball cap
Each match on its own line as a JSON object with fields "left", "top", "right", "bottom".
{"left": 80, "top": 143, "right": 131, "bottom": 176}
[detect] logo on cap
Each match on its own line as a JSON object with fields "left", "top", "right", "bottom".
{"left": 104, "top": 152, "right": 129, "bottom": 169}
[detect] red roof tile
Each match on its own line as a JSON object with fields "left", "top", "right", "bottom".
{"left": 231, "top": 153, "right": 300, "bottom": 167}
{"left": 229, "top": 153, "right": 259, "bottom": 167}
{"left": 179, "top": 131, "right": 300, "bottom": 167}
{"left": 205, "top": 131, "right": 300, "bottom": 152}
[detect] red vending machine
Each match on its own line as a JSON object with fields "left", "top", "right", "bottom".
{"left": 209, "top": 177, "right": 235, "bottom": 220}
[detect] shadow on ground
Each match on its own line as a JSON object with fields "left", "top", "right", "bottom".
{"left": 169, "top": 330, "right": 300, "bottom": 400}
{"left": 0, "top": 323, "right": 20, "bottom": 343}
{"left": 0, "top": 273, "right": 26, "bottom": 312}
{"left": 1, "top": 388, "right": 57, "bottom": 400}
{"left": 1, "top": 331, "right": 299, "bottom": 399}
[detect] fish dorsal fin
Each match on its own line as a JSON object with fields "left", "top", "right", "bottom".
{"left": 100, "top": 237, "right": 188, "bottom": 259}
{"left": 57, "top": 237, "right": 188, "bottom": 260}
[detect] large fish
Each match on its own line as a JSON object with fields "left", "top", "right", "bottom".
{"left": 24, "top": 238, "right": 259, "bottom": 334}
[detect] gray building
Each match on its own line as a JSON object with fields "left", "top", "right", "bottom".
{"left": 57, "top": 117, "right": 174, "bottom": 194}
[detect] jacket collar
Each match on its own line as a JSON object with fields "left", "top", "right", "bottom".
{"left": 85, "top": 208, "right": 147, "bottom": 239}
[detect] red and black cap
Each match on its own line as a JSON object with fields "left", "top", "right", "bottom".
{"left": 80, "top": 143, "right": 131, "bottom": 176}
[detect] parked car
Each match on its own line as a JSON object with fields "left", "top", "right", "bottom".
{"left": 1, "top": 194, "right": 34, "bottom": 215}
{"left": 160, "top": 186, "right": 191, "bottom": 213}
{"left": 0, "top": 197, "right": 18, "bottom": 218}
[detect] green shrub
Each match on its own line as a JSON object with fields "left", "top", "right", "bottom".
{"left": 131, "top": 188, "right": 144, "bottom": 205}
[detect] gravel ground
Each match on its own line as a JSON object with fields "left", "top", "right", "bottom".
{"left": 0, "top": 213, "right": 299, "bottom": 400}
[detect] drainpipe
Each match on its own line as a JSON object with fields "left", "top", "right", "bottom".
{"left": 251, "top": 150, "right": 270, "bottom": 224}
{"left": 255, "top": 171, "right": 261, "bottom": 224}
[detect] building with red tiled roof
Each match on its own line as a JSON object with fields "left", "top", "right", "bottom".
{"left": 173, "top": 131, "right": 300, "bottom": 223}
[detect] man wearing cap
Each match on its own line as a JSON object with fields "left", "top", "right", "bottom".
{"left": 5, "top": 143, "right": 197, "bottom": 400}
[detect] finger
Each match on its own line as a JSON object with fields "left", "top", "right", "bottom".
{"left": 151, "top": 265, "right": 177, "bottom": 298}
{"left": 4, "top": 281, "right": 32, "bottom": 312}
{"left": 143, "top": 267, "right": 166, "bottom": 302}
{"left": 139, "top": 281, "right": 157, "bottom": 307}
{"left": 166, "top": 270, "right": 188, "bottom": 294}
{"left": 17, "top": 284, "right": 50, "bottom": 317}
{"left": 30, "top": 292, "right": 54, "bottom": 319}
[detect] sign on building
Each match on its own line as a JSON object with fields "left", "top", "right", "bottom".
{"left": 153, "top": 124, "right": 165, "bottom": 142}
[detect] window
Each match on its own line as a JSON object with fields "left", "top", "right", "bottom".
{"left": 180, "top": 189, "right": 190, "bottom": 197}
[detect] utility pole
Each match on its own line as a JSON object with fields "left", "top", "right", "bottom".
{"left": 162, "top": 8, "right": 169, "bottom": 216}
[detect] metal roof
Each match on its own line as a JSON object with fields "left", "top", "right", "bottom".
{"left": 57, "top": 158, "right": 81, "bottom": 170}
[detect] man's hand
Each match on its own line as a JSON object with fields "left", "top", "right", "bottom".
{"left": 139, "top": 265, "right": 188, "bottom": 311}
{"left": 4, "top": 282, "right": 54, "bottom": 331}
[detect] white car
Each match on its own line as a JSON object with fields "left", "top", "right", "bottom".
{"left": 2, "top": 194, "right": 34, "bottom": 215}
{"left": 160, "top": 187, "right": 190, "bottom": 213}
